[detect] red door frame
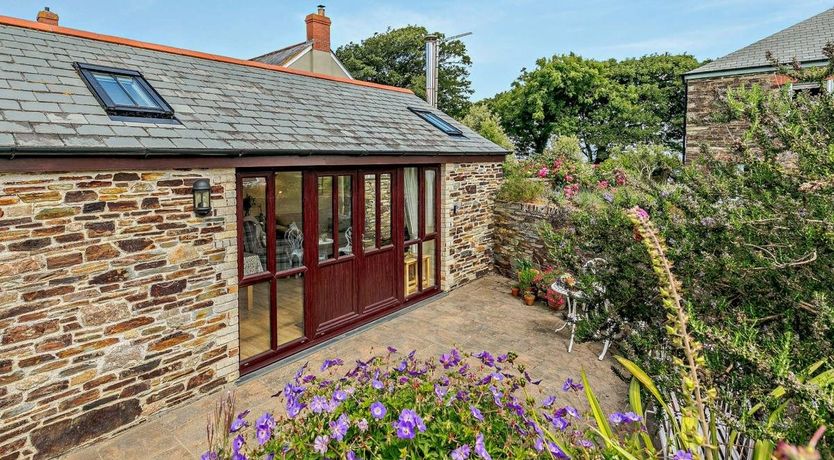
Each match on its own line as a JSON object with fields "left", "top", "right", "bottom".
{"left": 236, "top": 165, "right": 441, "bottom": 375}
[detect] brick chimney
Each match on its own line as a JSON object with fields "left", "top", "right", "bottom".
{"left": 305, "top": 5, "right": 331, "bottom": 52}
{"left": 36, "top": 7, "right": 59, "bottom": 26}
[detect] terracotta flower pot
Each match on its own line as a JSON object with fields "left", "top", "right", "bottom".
{"left": 523, "top": 294, "right": 536, "bottom": 306}
{"left": 511, "top": 287, "right": 520, "bottom": 297}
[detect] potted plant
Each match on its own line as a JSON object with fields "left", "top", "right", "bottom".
{"left": 510, "top": 284, "right": 520, "bottom": 297}
{"left": 545, "top": 287, "right": 565, "bottom": 310}
{"left": 517, "top": 268, "right": 536, "bottom": 305}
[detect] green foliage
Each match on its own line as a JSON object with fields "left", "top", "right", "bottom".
{"left": 335, "top": 26, "right": 473, "bottom": 118}
{"left": 490, "top": 53, "right": 699, "bottom": 160}
{"left": 496, "top": 159, "right": 548, "bottom": 203}
{"left": 529, "top": 53, "right": 834, "bottom": 452}
{"left": 461, "top": 104, "right": 514, "bottom": 151}
{"left": 516, "top": 267, "right": 537, "bottom": 294}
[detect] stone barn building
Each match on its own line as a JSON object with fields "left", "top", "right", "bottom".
{"left": 683, "top": 7, "right": 834, "bottom": 162}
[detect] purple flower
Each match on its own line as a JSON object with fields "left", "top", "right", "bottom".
{"left": 475, "top": 351, "right": 495, "bottom": 367}
{"left": 440, "top": 349, "right": 462, "bottom": 368}
{"left": 551, "top": 416, "right": 569, "bottom": 431}
{"left": 332, "top": 389, "right": 348, "bottom": 402}
{"left": 347, "top": 450, "right": 360, "bottom": 460}
{"left": 577, "top": 439, "right": 594, "bottom": 448}
{"left": 370, "top": 401, "right": 387, "bottom": 419}
{"left": 232, "top": 434, "right": 245, "bottom": 453}
{"left": 395, "top": 360, "right": 408, "bottom": 372}
{"left": 548, "top": 441, "right": 569, "bottom": 459}
{"left": 497, "top": 354, "right": 508, "bottom": 363}
{"left": 310, "top": 396, "right": 330, "bottom": 414}
{"left": 387, "top": 346, "right": 397, "bottom": 353}
{"left": 320, "top": 358, "right": 344, "bottom": 371}
{"left": 357, "top": 418, "right": 368, "bottom": 432}
{"left": 562, "top": 377, "right": 583, "bottom": 392}
{"left": 256, "top": 425, "right": 271, "bottom": 445}
{"left": 609, "top": 411, "right": 642, "bottom": 424}
{"left": 470, "top": 405, "right": 484, "bottom": 421}
{"left": 371, "top": 379, "right": 383, "bottom": 390}
{"left": 256, "top": 412, "right": 275, "bottom": 430}
{"left": 458, "top": 363, "right": 470, "bottom": 375}
{"left": 231, "top": 453, "right": 247, "bottom": 460}
{"left": 542, "top": 396, "right": 556, "bottom": 408}
{"left": 285, "top": 397, "right": 305, "bottom": 418}
{"left": 200, "top": 452, "right": 218, "bottom": 460}
{"left": 313, "top": 435, "right": 329, "bottom": 454}
{"left": 395, "top": 421, "right": 415, "bottom": 439}
{"left": 603, "top": 192, "right": 614, "bottom": 203}
{"left": 456, "top": 390, "right": 469, "bottom": 401}
{"left": 451, "top": 444, "right": 471, "bottom": 460}
{"left": 635, "top": 207, "right": 649, "bottom": 220}
{"left": 534, "top": 437, "right": 544, "bottom": 452}
{"left": 229, "top": 410, "right": 250, "bottom": 433}
{"left": 434, "top": 384, "right": 449, "bottom": 399}
{"left": 474, "top": 433, "right": 491, "bottom": 460}
{"left": 673, "top": 451, "right": 694, "bottom": 460}
{"left": 330, "top": 413, "right": 350, "bottom": 441}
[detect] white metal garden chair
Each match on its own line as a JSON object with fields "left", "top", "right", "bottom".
{"left": 551, "top": 258, "right": 613, "bottom": 359}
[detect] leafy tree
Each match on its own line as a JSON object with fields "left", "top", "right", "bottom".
{"left": 335, "top": 26, "right": 473, "bottom": 118}
{"left": 490, "top": 53, "right": 699, "bottom": 161}
{"left": 461, "top": 104, "right": 514, "bottom": 151}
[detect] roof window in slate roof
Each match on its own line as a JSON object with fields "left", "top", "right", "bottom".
{"left": 409, "top": 107, "right": 463, "bottom": 136}
{"left": 74, "top": 62, "right": 176, "bottom": 123}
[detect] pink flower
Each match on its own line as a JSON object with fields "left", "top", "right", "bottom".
{"left": 564, "top": 184, "right": 580, "bottom": 199}
{"left": 597, "top": 180, "right": 609, "bottom": 189}
{"left": 537, "top": 167, "right": 549, "bottom": 178}
{"left": 635, "top": 207, "right": 649, "bottom": 220}
{"left": 564, "top": 174, "right": 574, "bottom": 183}
{"left": 553, "top": 159, "right": 563, "bottom": 171}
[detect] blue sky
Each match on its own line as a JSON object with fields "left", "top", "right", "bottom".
{"left": 3, "top": 1, "right": 832, "bottom": 100}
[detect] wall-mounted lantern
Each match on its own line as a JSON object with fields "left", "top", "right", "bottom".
{"left": 192, "top": 179, "right": 211, "bottom": 216}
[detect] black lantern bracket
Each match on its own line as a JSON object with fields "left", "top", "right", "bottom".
{"left": 192, "top": 178, "right": 212, "bottom": 216}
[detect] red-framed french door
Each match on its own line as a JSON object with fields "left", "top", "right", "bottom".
{"left": 236, "top": 166, "right": 440, "bottom": 374}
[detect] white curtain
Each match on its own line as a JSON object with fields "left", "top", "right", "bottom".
{"left": 404, "top": 168, "right": 419, "bottom": 243}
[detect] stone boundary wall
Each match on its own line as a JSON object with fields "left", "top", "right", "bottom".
{"left": 440, "top": 162, "right": 503, "bottom": 290}
{"left": 685, "top": 73, "right": 775, "bottom": 163}
{"left": 493, "top": 200, "right": 571, "bottom": 278}
{"left": 0, "top": 169, "right": 239, "bottom": 459}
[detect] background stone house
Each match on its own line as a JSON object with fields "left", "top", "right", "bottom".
{"left": 250, "top": 6, "right": 354, "bottom": 79}
{"left": 0, "top": 10, "right": 505, "bottom": 459}
{"left": 683, "top": 7, "right": 834, "bottom": 162}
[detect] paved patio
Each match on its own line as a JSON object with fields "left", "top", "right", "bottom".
{"left": 63, "top": 275, "right": 627, "bottom": 459}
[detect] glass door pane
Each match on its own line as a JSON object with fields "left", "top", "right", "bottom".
{"left": 425, "top": 169, "right": 436, "bottom": 235}
{"left": 275, "top": 172, "right": 303, "bottom": 271}
{"left": 364, "top": 174, "right": 377, "bottom": 250}
{"left": 404, "top": 167, "right": 419, "bottom": 242}
{"left": 337, "top": 175, "right": 353, "bottom": 256}
{"left": 317, "top": 177, "right": 334, "bottom": 260}
{"left": 380, "top": 173, "right": 392, "bottom": 246}
{"left": 276, "top": 275, "right": 304, "bottom": 345}
{"left": 238, "top": 280, "right": 271, "bottom": 360}
{"left": 241, "top": 177, "right": 268, "bottom": 277}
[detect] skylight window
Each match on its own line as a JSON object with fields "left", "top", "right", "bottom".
{"left": 409, "top": 107, "right": 463, "bottom": 136}
{"left": 74, "top": 62, "right": 175, "bottom": 122}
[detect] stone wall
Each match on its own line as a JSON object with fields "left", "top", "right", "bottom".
{"left": 685, "top": 73, "right": 776, "bottom": 163}
{"left": 493, "top": 200, "right": 571, "bottom": 278}
{"left": 0, "top": 169, "right": 238, "bottom": 459}
{"left": 440, "top": 162, "right": 503, "bottom": 290}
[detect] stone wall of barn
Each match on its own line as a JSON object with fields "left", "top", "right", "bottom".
{"left": 685, "top": 73, "right": 776, "bottom": 163}
{"left": 0, "top": 169, "right": 239, "bottom": 459}
{"left": 440, "top": 162, "right": 503, "bottom": 290}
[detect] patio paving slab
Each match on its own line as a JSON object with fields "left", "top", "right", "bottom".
{"left": 62, "top": 275, "right": 628, "bottom": 459}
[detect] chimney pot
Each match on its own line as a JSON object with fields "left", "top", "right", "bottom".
{"left": 306, "top": 6, "right": 332, "bottom": 52}
{"left": 36, "top": 6, "right": 59, "bottom": 26}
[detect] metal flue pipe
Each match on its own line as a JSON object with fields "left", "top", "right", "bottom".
{"left": 424, "top": 35, "right": 439, "bottom": 107}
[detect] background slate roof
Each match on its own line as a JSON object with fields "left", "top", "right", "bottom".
{"left": 251, "top": 41, "right": 312, "bottom": 66}
{"left": 686, "top": 7, "right": 834, "bottom": 78}
{"left": 0, "top": 23, "right": 506, "bottom": 155}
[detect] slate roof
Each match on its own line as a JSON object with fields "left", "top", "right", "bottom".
{"left": 0, "top": 20, "right": 506, "bottom": 156}
{"left": 686, "top": 7, "right": 834, "bottom": 78}
{"left": 251, "top": 41, "right": 312, "bottom": 66}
